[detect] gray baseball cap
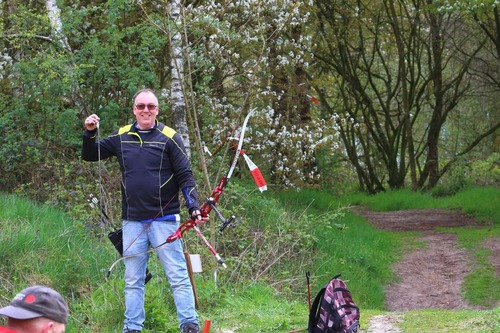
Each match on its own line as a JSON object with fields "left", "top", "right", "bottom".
{"left": 0, "top": 285, "right": 68, "bottom": 324}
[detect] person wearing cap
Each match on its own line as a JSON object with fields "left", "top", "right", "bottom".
{"left": 0, "top": 285, "right": 68, "bottom": 333}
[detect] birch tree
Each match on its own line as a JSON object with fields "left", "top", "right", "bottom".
{"left": 165, "top": 0, "right": 192, "bottom": 156}
{"left": 45, "top": 0, "right": 71, "bottom": 51}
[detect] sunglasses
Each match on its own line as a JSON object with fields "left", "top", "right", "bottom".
{"left": 135, "top": 103, "right": 158, "bottom": 111}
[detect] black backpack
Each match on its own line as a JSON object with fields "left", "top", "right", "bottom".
{"left": 308, "top": 274, "right": 360, "bottom": 333}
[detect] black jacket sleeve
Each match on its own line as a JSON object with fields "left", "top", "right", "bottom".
{"left": 82, "top": 129, "right": 115, "bottom": 161}
{"left": 81, "top": 129, "right": 98, "bottom": 161}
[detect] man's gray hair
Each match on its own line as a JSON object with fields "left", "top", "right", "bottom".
{"left": 132, "top": 88, "right": 157, "bottom": 103}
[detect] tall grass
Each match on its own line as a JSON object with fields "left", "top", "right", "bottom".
{"left": 342, "top": 188, "right": 439, "bottom": 210}
{"left": 0, "top": 194, "right": 108, "bottom": 293}
{"left": 1, "top": 186, "right": 498, "bottom": 332}
{"left": 0, "top": 192, "right": 311, "bottom": 332}
{"left": 445, "top": 186, "right": 500, "bottom": 224}
{"left": 0, "top": 194, "right": 118, "bottom": 330}
{"left": 342, "top": 186, "right": 499, "bottom": 225}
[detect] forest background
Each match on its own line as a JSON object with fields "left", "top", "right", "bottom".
{"left": 0, "top": 0, "right": 499, "bottom": 332}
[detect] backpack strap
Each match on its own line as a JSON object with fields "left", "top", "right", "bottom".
{"left": 346, "top": 322, "right": 360, "bottom": 333}
{"left": 308, "top": 286, "right": 326, "bottom": 333}
{"left": 337, "top": 303, "right": 360, "bottom": 312}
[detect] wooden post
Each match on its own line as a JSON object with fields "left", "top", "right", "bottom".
{"left": 184, "top": 251, "right": 199, "bottom": 309}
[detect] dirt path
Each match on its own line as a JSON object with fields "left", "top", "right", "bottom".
{"left": 351, "top": 208, "right": 500, "bottom": 333}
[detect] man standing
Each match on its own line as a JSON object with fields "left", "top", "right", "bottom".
{"left": 82, "top": 88, "right": 207, "bottom": 333}
{"left": 0, "top": 285, "right": 68, "bottom": 333}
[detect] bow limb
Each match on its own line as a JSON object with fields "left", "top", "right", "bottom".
{"left": 226, "top": 108, "right": 256, "bottom": 180}
{"left": 201, "top": 109, "right": 256, "bottom": 217}
{"left": 193, "top": 225, "right": 227, "bottom": 268}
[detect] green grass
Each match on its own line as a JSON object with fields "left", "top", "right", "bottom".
{"left": 342, "top": 186, "right": 499, "bottom": 225}
{"left": 1, "top": 187, "right": 499, "bottom": 332}
{"left": 399, "top": 308, "right": 500, "bottom": 332}
{"left": 342, "top": 188, "right": 440, "bottom": 210}
{"left": 445, "top": 186, "right": 500, "bottom": 224}
{"left": 0, "top": 195, "right": 109, "bottom": 293}
{"left": 0, "top": 192, "right": 311, "bottom": 332}
{"left": 441, "top": 227, "right": 500, "bottom": 307}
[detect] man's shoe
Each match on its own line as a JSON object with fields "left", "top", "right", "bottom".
{"left": 181, "top": 323, "right": 200, "bottom": 333}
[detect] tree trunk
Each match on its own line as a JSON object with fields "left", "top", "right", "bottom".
{"left": 418, "top": 4, "right": 444, "bottom": 189}
{"left": 168, "top": 0, "right": 191, "bottom": 157}
{"left": 45, "top": 0, "right": 89, "bottom": 116}
{"left": 45, "top": 0, "right": 71, "bottom": 52}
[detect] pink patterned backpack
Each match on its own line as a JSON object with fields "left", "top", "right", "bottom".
{"left": 308, "top": 274, "right": 360, "bottom": 333}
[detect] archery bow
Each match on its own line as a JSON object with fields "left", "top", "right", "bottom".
{"left": 106, "top": 109, "right": 256, "bottom": 278}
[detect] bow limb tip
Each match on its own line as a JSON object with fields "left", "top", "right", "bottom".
{"left": 215, "top": 255, "right": 227, "bottom": 269}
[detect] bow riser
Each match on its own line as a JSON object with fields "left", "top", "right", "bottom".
{"left": 200, "top": 176, "right": 227, "bottom": 217}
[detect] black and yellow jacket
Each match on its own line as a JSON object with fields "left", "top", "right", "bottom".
{"left": 82, "top": 121, "right": 200, "bottom": 221}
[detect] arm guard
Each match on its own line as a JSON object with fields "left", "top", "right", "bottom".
{"left": 182, "top": 186, "right": 200, "bottom": 214}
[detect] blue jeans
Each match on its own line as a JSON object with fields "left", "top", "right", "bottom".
{"left": 122, "top": 220, "right": 198, "bottom": 332}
